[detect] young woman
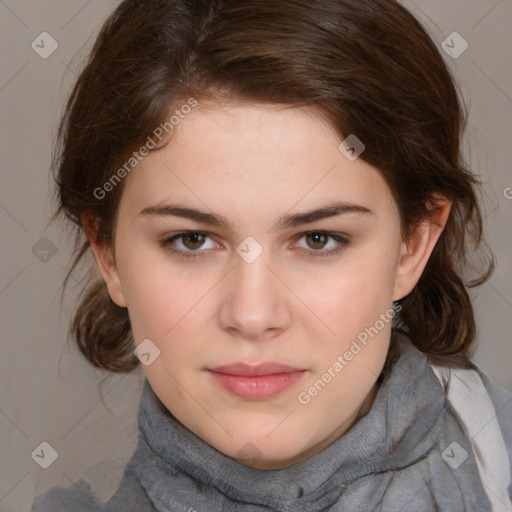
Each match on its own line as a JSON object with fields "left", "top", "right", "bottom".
{"left": 31, "top": 0, "right": 512, "bottom": 510}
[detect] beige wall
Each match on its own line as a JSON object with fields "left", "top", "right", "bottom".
{"left": 0, "top": 1, "right": 510, "bottom": 510}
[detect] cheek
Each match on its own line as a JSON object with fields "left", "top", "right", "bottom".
{"left": 115, "top": 241, "right": 190, "bottom": 340}
{"left": 127, "top": 277, "right": 196, "bottom": 343}
{"left": 304, "top": 253, "right": 396, "bottom": 411}
{"left": 313, "top": 248, "right": 398, "bottom": 338}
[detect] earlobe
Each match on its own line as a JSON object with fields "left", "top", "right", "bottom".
{"left": 393, "top": 197, "right": 452, "bottom": 302}
{"left": 81, "top": 212, "right": 127, "bottom": 308}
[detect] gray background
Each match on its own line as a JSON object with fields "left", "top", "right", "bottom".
{"left": 0, "top": 1, "right": 511, "bottom": 511}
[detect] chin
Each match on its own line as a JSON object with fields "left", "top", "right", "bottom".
{"left": 179, "top": 401, "right": 325, "bottom": 467}
{"left": 232, "top": 441, "right": 313, "bottom": 470}
{"left": 207, "top": 422, "right": 314, "bottom": 468}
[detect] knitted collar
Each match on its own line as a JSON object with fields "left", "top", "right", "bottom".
{"left": 123, "top": 331, "right": 448, "bottom": 511}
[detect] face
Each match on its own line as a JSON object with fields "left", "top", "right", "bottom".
{"left": 92, "top": 101, "right": 437, "bottom": 470}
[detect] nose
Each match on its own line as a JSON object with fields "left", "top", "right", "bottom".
{"left": 217, "top": 250, "right": 292, "bottom": 341}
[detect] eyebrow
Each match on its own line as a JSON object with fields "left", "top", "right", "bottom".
{"left": 138, "top": 201, "right": 373, "bottom": 232}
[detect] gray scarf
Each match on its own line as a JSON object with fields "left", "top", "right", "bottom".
{"left": 32, "top": 330, "right": 493, "bottom": 511}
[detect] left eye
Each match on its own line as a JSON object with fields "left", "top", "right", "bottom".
{"left": 292, "top": 231, "right": 350, "bottom": 259}
{"left": 159, "top": 231, "right": 349, "bottom": 259}
{"left": 295, "top": 232, "right": 344, "bottom": 251}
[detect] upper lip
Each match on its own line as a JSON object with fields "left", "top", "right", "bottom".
{"left": 208, "top": 362, "right": 304, "bottom": 376}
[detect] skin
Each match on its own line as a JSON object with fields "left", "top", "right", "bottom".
{"left": 84, "top": 101, "right": 451, "bottom": 470}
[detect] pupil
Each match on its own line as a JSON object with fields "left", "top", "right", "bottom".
{"left": 186, "top": 233, "right": 203, "bottom": 249}
{"left": 309, "top": 232, "right": 326, "bottom": 249}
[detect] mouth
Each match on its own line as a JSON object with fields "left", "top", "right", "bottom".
{"left": 206, "top": 362, "right": 307, "bottom": 400}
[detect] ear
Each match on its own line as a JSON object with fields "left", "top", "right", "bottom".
{"left": 81, "top": 212, "right": 127, "bottom": 308}
{"left": 393, "top": 196, "right": 452, "bottom": 302}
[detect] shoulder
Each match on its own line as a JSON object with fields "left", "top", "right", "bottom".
{"left": 31, "top": 462, "right": 158, "bottom": 512}
{"left": 31, "top": 478, "right": 105, "bottom": 512}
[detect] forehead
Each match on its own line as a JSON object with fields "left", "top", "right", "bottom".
{"left": 118, "top": 102, "right": 397, "bottom": 222}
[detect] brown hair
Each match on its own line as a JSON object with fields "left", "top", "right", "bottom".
{"left": 52, "top": 0, "right": 494, "bottom": 374}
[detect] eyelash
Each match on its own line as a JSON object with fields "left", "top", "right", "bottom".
{"left": 158, "top": 231, "right": 349, "bottom": 260}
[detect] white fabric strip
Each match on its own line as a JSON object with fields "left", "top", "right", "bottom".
{"left": 430, "top": 364, "right": 512, "bottom": 512}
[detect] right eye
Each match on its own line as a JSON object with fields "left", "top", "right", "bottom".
{"left": 159, "top": 231, "right": 221, "bottom": 259}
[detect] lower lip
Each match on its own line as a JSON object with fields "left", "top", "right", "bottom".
{"left": 207, "top": 370, "right": 306, "bottom": 400}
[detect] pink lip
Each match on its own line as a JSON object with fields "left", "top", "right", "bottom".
{"left": 207, "top": 362, "right": 307, "bottom": 400}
